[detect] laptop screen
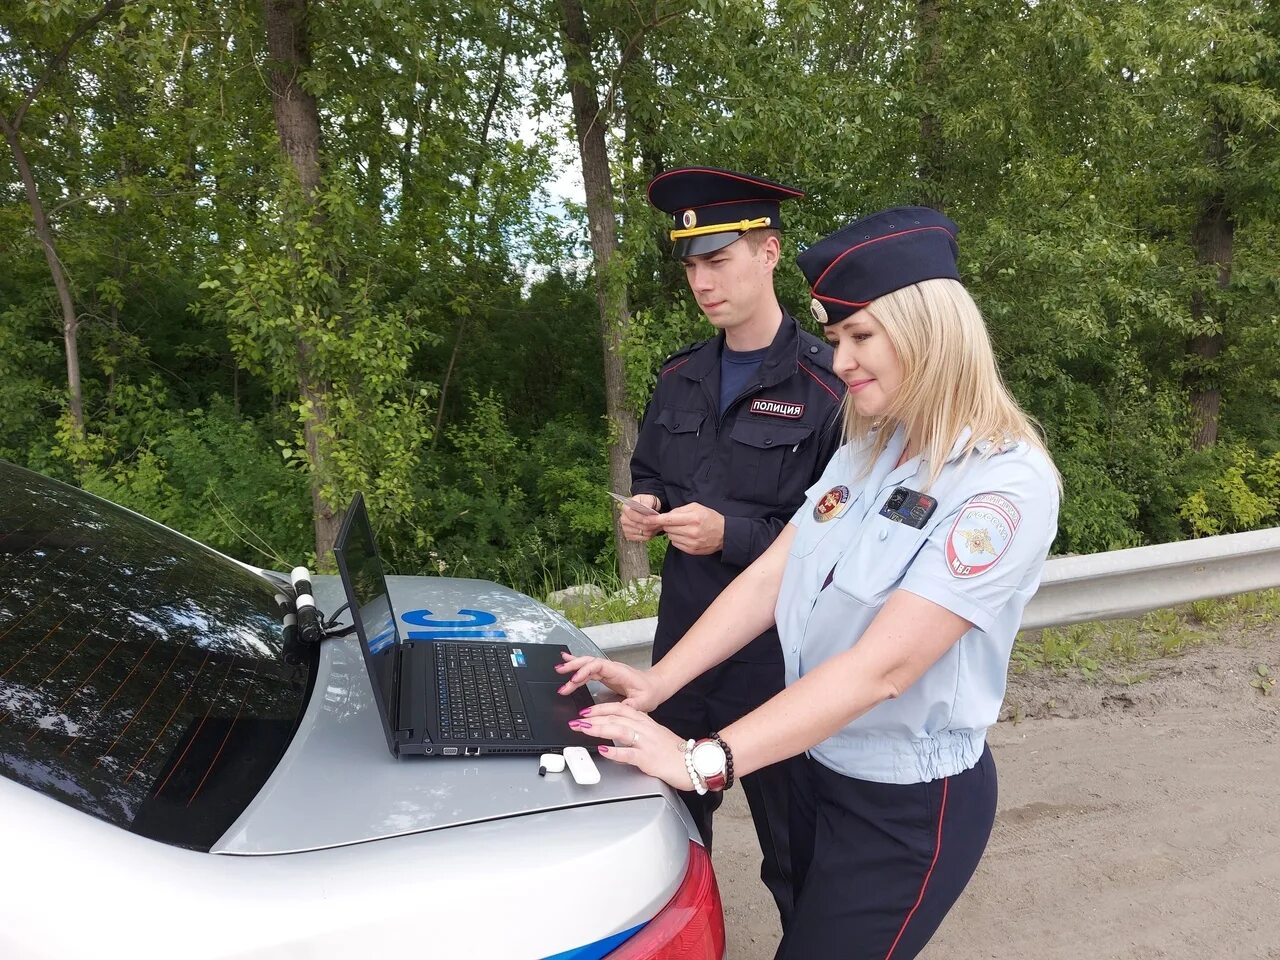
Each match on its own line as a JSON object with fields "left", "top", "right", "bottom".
{"left": 333, "top": 494, "right": 400, "bottom": 751}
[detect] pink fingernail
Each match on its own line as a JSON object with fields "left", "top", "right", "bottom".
{"left": 568, "top": 720, "right": 590, "bottom": 730}
{"left": 558, "top": 683, "right": 571, "bottom": 694}
{"left": 598, "top": 745, "right": 610, "bottom": 755}
{"left": 578, "top": 707, "right": 592, "bottom": 717}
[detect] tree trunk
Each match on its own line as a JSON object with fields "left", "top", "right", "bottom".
{"left": 263, "top": 0, "right": 341, "bottom": 562}
{"left": 915, "top": 0, "right": 945, "bottom": 212}
{"left": 556, "top": 0, "right": 649, "bottom": 582}
{"left": 1, "top": 120, "right": 85, "bottom": 437}
{"left": 1186, "top": 196, "right": 1231, "bottom": 450}
{"left": 0, "top": 0, "right": 127, "bottom": 443}
{"left": 1185, "top": 119, "right": 1233, "bottom": 451}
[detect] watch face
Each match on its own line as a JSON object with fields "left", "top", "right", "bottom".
{"left": 692, "top": 741, "right": 726, "bottom": 777}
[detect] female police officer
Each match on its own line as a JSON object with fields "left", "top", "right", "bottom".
{"left": 557, "top": 207, "right": 1060, "bottom": 959}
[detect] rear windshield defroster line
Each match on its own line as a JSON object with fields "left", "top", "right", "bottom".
{"left": 0, "top": 463, "right": 315, "bottom": 851}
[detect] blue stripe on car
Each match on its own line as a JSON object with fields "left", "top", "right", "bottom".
{"left": 539, "top": 922, "right": 646, "bottom": 960}
{"left": 403, "top": 629, "right": 508, "bottom": 639}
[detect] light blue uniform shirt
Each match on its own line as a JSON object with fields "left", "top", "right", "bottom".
{"left": 776, "top": 424, "right": 1059, "bottom": 784}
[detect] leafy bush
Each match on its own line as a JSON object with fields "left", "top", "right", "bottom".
{"left": 403, "top": 392, "right": 616, "bottom": 594}
{"left": 1176, "top": 443, "right": 1280, "bottom": 537}
{"left": 80, "top": 401, "right": 312, "bottom": 567}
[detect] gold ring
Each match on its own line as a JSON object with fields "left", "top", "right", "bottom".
{"left": 631, "top": 729, "right": 640, "bottom": 746}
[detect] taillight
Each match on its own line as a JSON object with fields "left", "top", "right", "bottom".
{"left": 604, "top": 840, "right": 725, "bottom": 959}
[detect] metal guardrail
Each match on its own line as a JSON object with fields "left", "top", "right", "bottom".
{"left": 582, "top": 526, "right": 1280, "bottom": 655}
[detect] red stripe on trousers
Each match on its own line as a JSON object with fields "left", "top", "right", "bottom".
{"left": 883, "top": 777, "right": 949, "bottom": 960}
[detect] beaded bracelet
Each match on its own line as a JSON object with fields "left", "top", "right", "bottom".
{"left": 682, "top": 738, "right": 707, "bottom": 795}
{"left": 710, "top": 730, "right": 735, "bottom": 790}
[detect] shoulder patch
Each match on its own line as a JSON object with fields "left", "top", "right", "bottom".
{"left": 945, "top": 493, "right": 1022, "bottom": 579}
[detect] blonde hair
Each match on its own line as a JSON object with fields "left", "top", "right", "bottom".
{"left": 843, "top": 278, "right": 1060, "bottom": 490}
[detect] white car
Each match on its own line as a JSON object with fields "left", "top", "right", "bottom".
{"left": 0, "top": 461, "right": 725, "bottom": 959}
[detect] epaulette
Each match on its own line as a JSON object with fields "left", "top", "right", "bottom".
{"left": 796, "top": 328, "right": 836, "bottom": 374}
{"left": 658, "top": 336, "right": 713, "bottom": 375}
{"left": 976, "top": 434, "right": 1018, "bottom": 456}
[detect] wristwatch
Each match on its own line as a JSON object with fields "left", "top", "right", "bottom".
{"left": 690, "top": 738, "right": 729, "bottom": 792}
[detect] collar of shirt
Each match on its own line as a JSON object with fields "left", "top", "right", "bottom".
{"left": 873, "top": 425, "right": 981, "bottom": 480}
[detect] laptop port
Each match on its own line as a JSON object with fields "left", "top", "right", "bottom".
{"left": 443, "top": 747, "right": 459, "bottom": 756}
{"left": 464, "top": 746, "right": 480, "bottom": 757}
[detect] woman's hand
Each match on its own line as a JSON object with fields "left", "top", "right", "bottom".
{"left": 567, "top": 702, "right": 693, "bottom": 790}
{"left": 555, "top": 653, "right": 671, "bottom": 713}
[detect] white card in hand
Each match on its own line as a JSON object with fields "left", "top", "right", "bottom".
{"left": 608, "top": 491, "right": 659, "bottom": 516}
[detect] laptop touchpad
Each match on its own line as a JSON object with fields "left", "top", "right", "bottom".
{"left": 525, "top": 681, "right": 593, "bottom": 741}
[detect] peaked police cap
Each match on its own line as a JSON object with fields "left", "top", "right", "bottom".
{"left": 796, "top": 206, "right": 960, "bottom": 325}
{"left": 647, "top": 166, "right": 804, "bottom": 258}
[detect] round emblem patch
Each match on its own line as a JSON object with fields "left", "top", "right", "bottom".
{"left": 944, "top": 493, "right": 1022, "bottom": 578}
{"left": 809, "top": 297, "right": 828, "bottom": 325}
{"left": 813, "top": 485, "right": 851, "bottom": 523}
{"left": 682, "top": 209, "right": 697, "bottom": 229}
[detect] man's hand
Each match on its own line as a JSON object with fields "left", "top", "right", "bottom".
{"left": 659, "top": 502, "right": 725, "bottom": 556}
{"left": 620, "top": 493, "right": 663, "bottom": 542}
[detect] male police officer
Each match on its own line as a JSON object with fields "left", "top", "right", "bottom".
{"left": 619, "top": 167, "right": 844, "bottom": 926}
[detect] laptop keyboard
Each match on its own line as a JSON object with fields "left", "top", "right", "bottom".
{"left": 435, "top": 643, "right": 533, "bottom": 741}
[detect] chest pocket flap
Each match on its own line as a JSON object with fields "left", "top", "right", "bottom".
{"left": 657, "top": 407, "right": 705, "bottom": 435}
{"left": 729, "top": 419, "right": 814, "bottom": 451}
{"left": 728, "top": 420, "right": 816, "bottom": 505}
{"left": 655, "top": 407, "right": 705, "bottom": 490}
{"left": 833, "top": 518, "right": 931, "bottom": 606}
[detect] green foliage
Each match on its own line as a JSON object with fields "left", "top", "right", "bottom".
{"left": 1252, "top": 664, "right": 1276, "bottom": 695}
{"left": 2, "top": 0, "right": 1278, "bottom": 590}
{"left": 412, "top": 395, "right": 615, "bottom": 594}
{"left": 1012, "top": 623, "right": 1103, "bottom": 678}
{"left": 1176, "top": 444, "right": 1280, "bottom": 536}
{"left": 0, "top": 300, "right": 62, "bottom": 463}
{"left": 80, "top": 402, "right": 312, "bottom": 567}
{"left": 199, "top": 173, "right": 439, "bottom": 543}
{"left": 548, "top": 576, "right": 662, "bottom": 629}
{"left": 1011, "top": 590, "right": 1280, "bottom": 681}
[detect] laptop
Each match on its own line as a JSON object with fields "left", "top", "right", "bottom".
{"left": 333, "top": 493, "right": 597, "bottom": 758}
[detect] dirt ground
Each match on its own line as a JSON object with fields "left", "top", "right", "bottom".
{"left": 713, "top": 621, "right": 1280, "bottom": 960}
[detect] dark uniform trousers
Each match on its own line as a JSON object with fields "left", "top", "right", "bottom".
{"left": 630, "top": 314, "right": 845, "bottom": 930}
{"left": 651, "top": 654, "right": 796, "bottom": 923}
{"left": 776, "top": 746, "right": 998, "bottom": 960}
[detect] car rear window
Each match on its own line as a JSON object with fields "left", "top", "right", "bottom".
{"left": 0, "top": 463, "right": 315, "bottom": 851}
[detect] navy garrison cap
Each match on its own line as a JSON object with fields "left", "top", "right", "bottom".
{"left": 647, "top": 166, "right": 804, "bottom": 258}
{"left": 796, "top": 206, "right": 960, "bottom": 325}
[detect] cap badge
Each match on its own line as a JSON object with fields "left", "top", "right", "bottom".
{"left": 682, "top": 209, "right": 697, "bottom": 229}
{"left": 813, "top": 485, "right": 851, "bottom": 523}
{"left": 809, "top": 297, "right": 828, "bottom": 325}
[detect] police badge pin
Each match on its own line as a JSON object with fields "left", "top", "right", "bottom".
{"left": 813, "top": 485, "right": 851, "bottom": 523}
{"left": 809, "top": 297, "right": 828, "bottom": 325}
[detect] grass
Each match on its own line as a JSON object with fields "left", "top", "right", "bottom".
{"left": 1010, "top": 588, "right": 1280, "bottom": 682}
{"left": 541, "top": 573, "right": 662, "bottom": 628}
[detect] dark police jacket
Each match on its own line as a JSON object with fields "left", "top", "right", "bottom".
{"left": 631, "top": 313, "right": 845, "bottom": 664}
